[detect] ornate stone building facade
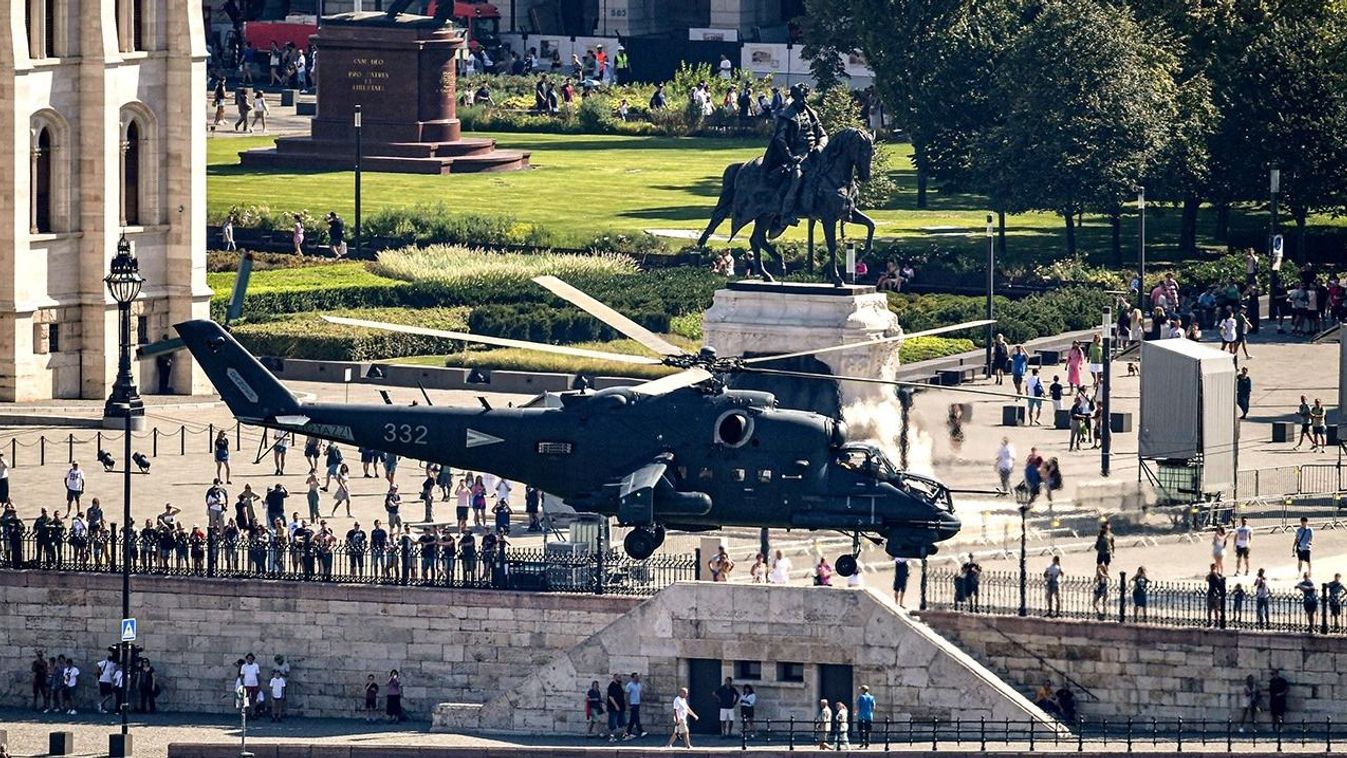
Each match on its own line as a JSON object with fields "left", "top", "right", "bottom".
{"left": 0, "top": 0, "right": 210, "bottom": 401}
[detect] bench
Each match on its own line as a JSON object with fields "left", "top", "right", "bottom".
{"left": 937, "top": 367, "right": 979, "bottom": 386}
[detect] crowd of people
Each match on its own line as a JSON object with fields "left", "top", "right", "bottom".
{"left": 27, "top": 647, "right": 159, "bottom": 717}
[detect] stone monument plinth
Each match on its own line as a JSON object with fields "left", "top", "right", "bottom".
{"left": 703, "top": 280, "right": 914, "bottom": 460}
{"left": 238, "top": 12, "right": 529, "bottom": 175}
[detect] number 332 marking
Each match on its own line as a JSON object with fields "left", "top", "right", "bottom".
{"left": 383, "top": 423, "right": 428, "bottom": 444}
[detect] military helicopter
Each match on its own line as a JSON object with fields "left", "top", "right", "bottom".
{"left": 176, "top": 277, "right": 995, "bottom": 575}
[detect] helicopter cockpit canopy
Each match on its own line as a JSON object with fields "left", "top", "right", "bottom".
{"left": 834, "top": 443, "right": 955, "bottom": 513}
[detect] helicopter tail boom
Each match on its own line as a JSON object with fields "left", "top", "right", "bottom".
{"left": 175, "top": 319, "right": 301, "bottom": 424}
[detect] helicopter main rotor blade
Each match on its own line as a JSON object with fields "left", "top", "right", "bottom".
{"left": 630, "top": 367, "right": 715, "bottom": 396}
{"left": 740, "top": 319, "right": 997, "bottom": 365}
{"left": 532, "top": 275, "right": 686, "bottom": 357}
{"left": 321, "top": 316, "right": 664, "bottom": 366}
{"left": 741, "top": 367, "right": 1022, "bottom": 399}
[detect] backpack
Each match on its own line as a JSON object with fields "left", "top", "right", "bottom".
{"left": 1032, "top": 380, "right": 1045, "bottom": 398}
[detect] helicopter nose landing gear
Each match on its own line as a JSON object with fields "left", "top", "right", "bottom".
{"left": 623, "top": 525, "right": 663, "bottom": 560}
{"left": 835, "top": 531, "right": 863, "bottom": 577}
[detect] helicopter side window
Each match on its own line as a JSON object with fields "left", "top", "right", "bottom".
{"left": 837, "top": 450, "right": 868, "bottom": 472}
{"left": 732, "top": 468, "right": 746, "bottom": 483}
{"left": 758, "top": 469, "right": 773, "bottom": 483}
{"left": 698, "top": 467, "right": 714, "bottom": 481}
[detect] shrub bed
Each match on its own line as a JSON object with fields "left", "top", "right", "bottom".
{"left": 231, "top": 307, "right": 470, "bottom": 362}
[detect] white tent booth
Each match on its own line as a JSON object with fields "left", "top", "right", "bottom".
{"left": 1138, "top": 339, "right": 1238, "bottom": 505}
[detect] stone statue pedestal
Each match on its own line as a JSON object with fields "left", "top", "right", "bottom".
{"left": 703, "top": 281, "right": 902, "bottom": 409}
{"left": 238, "top": 12, "right": 528, "bottom": 175}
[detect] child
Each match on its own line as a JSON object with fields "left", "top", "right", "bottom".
{"left": 1231, "top": 583, "right": 1247, "bottom": 623}
{"left": 1049, "top": 376, "right": 1064, "bottom": 412}
{"left": 364, "top": 674, "right": 380, "bottom": 722}
{"left": 269, "top": 670, "right": 286, "bottom": 722}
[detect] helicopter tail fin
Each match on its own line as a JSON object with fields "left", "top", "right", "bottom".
{"left": 174, "top": 319, "right": 300, "bottom": 424}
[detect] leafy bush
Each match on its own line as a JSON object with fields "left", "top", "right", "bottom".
{"left": 886, "top": 287, "right": 1114, "bottom": 347}
{"left": 231, "top": 307, "right": 471, "bottom": 361}
{"left": 585, "top": 232, "right": 672, "bottom": 257}
{"left": 207, "top": 251, "right": 337, "bottom": 273}
{"left": 670, "top": 312, "right": 703, "bottom": 341}
{"left": 899, "top": 336, "right": 976, "bottom": 363}
{"left": 361, "top": 202, "right": 555, "bottom": 249}
{"left": 467, "top": 304, "right": 671, "bottom": 344}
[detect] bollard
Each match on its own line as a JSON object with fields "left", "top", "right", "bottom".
{"left": 180, "top": 425, "right": 185, "bottom": 455}
{"left": 49, "top": 731, "right": 75, "bottom": 755}
{"left": 209, "top": 423, "right": 214, "bottom": 453}
{"left": 67, "top": 433, "right": 73, "bottom": 462}
{"left": 40, "top": 435, "right": 45, "bottom": 465}
{"left": 236, "top": 421, "right": 241, "bottom": 451}
{"left": 97, "top": 431, "right": 102, "bottom": 452}
{"left": 153, "top": 427, "right": 158, "bottom": 457}
{"left": 8, "top": 437, "right": 13, "bottom": 465}
{"left": 1119, "top": 570, "right": 1127, "bottom": 622}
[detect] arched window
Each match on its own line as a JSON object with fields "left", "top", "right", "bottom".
{"left": 122, "top": 121, "right": 141, "bottom": 226}
{"left": 33, "top": 127, "right": 52, "bottom": 233}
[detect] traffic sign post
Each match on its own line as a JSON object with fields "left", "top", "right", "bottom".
{"left": 120, "top": 618, "right": 137, "bottom": 642}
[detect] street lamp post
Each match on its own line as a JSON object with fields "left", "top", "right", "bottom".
{"left": 104, "top": 235, "right": 143, "bottom": 758}
{"left": 353, "top": 105, "right": 363, "bottom": 259}
{"left": 1269, "top": 165, "right": 1280, "bottom": 261}
{"left": 984, "top": 214, "right": 995, "bottom": 377}
{"left": 1135, "top": 186, "right": 1145, "bottom": 313}
{"left": 1018, "top": 503, "right": 1029, "bottom": 617}
{"left": 1100, "top": 308, "right": 1112, "bottom": 477}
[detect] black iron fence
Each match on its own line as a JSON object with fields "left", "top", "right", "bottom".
{"left": 922, "top": 567, "right": 1345, "bottom": 635}
{"left": 724, "top": 715, "right": 1341, "bottom": 752}
{"left": 0, "top": 527, "right": 696, "bottom": 596}
{"left": 0, "top": 421, "right": 258, "bottom": 468}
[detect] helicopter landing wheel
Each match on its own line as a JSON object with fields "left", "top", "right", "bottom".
{"left": 653, "top": 524, "right": 666, "bottom": 548}
{"left": 624, "top": 527, "right": 659, "bottom": 560}
{"left": 835, "top": 554, "right": 859, "bottom": 577}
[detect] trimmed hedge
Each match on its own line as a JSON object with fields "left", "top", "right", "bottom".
{"left": 231, "top": 308, "right": 470, "bottom": 362}
{"left": 887, "top": 287, "right": 1114, "bottom": 347}
{"left": 467, "top": 304, "right": 671, "bottom": 344}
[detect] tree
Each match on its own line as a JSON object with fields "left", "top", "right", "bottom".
{"left": 990, "top": 0, "right": 1175, "bottom": 256}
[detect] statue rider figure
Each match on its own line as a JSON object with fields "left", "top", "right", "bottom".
{"left": 765, "top": 83, "right": 827, "bottom": 233}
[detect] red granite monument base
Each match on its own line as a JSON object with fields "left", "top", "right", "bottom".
{"left": 238, "top": 12, "right": 528, "bottom": 175}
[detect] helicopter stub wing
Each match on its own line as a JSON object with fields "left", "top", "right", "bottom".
{"left": 321, "top": 316, "right": 664, "bottom": 365}
{"left": 532, "top": 275, "right": 686, "bottom": 357}
{"left": 740, "top": 319, "right": 996, "bottom": 365}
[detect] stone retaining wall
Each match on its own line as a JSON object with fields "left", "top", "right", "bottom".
{"left": 920, "top": 611, "right": 1347, "bottom": 722}
{"left": 0, "top": 570, "right": 638, "bottom": 719}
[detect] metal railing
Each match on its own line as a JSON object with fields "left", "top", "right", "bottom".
{"left": 1237, "top": 464, "right": 1345, "bottom": 501}
{"left": 0, "top": 527, "right": 697, "bottom": 596}
{"left": 921, "top": 568, "right": 1345, "bottom": 635}
{"left": 720, "top": 715, "right": 1340, "bottom": 752}
{"left": 0, "top": 421, "right": 256, "bottom": 467}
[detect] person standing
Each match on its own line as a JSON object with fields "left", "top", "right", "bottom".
{"left": 1327, "top": 573, "right": 1345, "bottom": 632}
{"left": 893, "top": 557, "right": 909, "bottom": 607}
{"left": 1236, "top": 368, "right": 1252, "bottom": 419}
{"left": 994, "top": 438, "right": 1015, "bottom": 493}
{"left": 714, "top": 677, "right": 739, "bottom": 737}
{"left": 739, "top": 684, "right": 757, "bottom": 738}
{"left": 1268, "top": 670, "right": 1290, "bottom": 727}
{"left": 625, "top": 672, "right": 646, "bottom": 739}
{"left": 272, "top": 429, "right": 289, "bottom": 476}
{"left": 769, "top": 549, "right": 791, "bottom": 584}
{"left": 64, "top": 462, "right": 85, "bottom": 517}
{"left": 1233, "top": 516, "right": 1253, "bottom": 575}
{"left": 1238, "top": 674, "right": 1262, "bottom": 732}
{"left": 305, "top": 471, "right": 321, "bottom": 523}
{"left": 707, "top": 547, "right": 735, "bottom": 582}
{"left": 1294, "top": 395, "right": 1313, "bottom": 450}
{"left": 239, "top": 654, "right": 261, "bottom": 715}
{"left": 1211, "top": 526, "right": 1229, "bottom": 574}
{"left": 1044, "top": 556, "right": 1063, "bottom": 618}
{"left": 326, "top": 212, "right": 347, "bottom": 258}
{"left": 363, "top": 674, "right": 380, "bottom": 723}
{"left": 667, "top": 687, "right": 698, "bottom": 749}
{"left": 1296, "top": 572, "right": 1319, "bottom": 632}
{"left": 1294, "top": 516, "right": 1313, "bottom": 574}
{"left": 856, "top": 685, "right": 876, "bottom": 749}
{"left": 605, "top": 673, "right": 627, "bottom": 742}
{"left": 1130, "top": 566, "right": 1149, "bottom": 622}
{"left": 1254, "top": 568, "right": 1271, "bottom": 628}
{"left": 833, "top": 701, "right": 850, "bottom": 750}
{"left": 233, "top": 86, "right": 252, "bottom": 132}
{"left": 1205, "top": 563, "right": 1224, "bottom": 627}
{"left": 268, "top": 669, "right": 286, "bottom": 722}
{"left": 1310, "top": 399, "right": 1327, "bottom": 451}
{"left": 385, "top": 670, "right": 404, "bottom": 723}
{"left": 1094, "top": 522, "right": 1115, "bottom": 568}
{"left": 206, "top": 479, "right": 228, "bottom": 533}
{"left": 214, "top": 430, "right": 231, "bottom": 483}
{"left": 1025, "top": 369, "right": 1045, "bottom": 425}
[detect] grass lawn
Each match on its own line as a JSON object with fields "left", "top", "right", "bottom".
{"left": 209, "top": 132, "right": 1344, "bottom": 265}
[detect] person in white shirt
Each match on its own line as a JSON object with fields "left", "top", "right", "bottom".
{"left": 1044, "top": 556, "right": 1064, "bottom": 617}
{"left": 1233, "top": 516, "right": 1254, "bottom": 575}
{"left": 268, "top": 671, "right": 287, "bottom": 722}
{"left": 64, "top": 462, "right": 86, "bottom": 516}
{"left": 251, "top": 91, "right": 270, "bottom": 133}
{"left": 1218, "top": 311, "right": 1238, "bottom": 352}
{"left": 718, "top": 54, "right": 732, "bottom": 79}
{"left": 63, "top": 661, "right": 80, "bottom": 714}
{"left": 96, "top": 653, "right": 117, "bottom": 714}
{"left": 994, "top": 438, "right": 1016, "bottom": 492}
{"left": 769, "top": 549, "right": 791, "bottom": 584}
{"left": 667, "top": 687, "right": 698, "bottom": 749}
{"left": 0, "top": 450, "right": 10, "bottom": 504}
{"left": 494, "top": 478, "right": 512, "bottom": 505}
{"left": 239, "top": 654, "right": 262, "bottom": 714}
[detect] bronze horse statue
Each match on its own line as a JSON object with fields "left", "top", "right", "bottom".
{"left": 697, "top": 127, "right": 876, "bottom": 284}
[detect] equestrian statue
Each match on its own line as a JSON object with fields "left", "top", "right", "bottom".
{"left": 697, "top": 83, "right": 876, "bottom": 285}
